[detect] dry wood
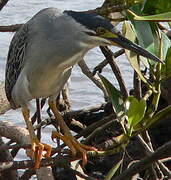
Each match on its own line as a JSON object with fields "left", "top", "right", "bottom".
{"left": 0, "top": 121, "right": 29, "bottom": 145}
{"left": 114, "top": 140, "right": 171, "bottom": 180}
{"left": 0, "top": 24, "right": 22, "bottom": 32}
{"left": 0, "top": 83, "right": 11, "bottom": 115}
{"left": 0, "top": 120, "right": 54, "bottom": 179}
{"left": 78, "top": 59, "right": 108, "bottom": 100}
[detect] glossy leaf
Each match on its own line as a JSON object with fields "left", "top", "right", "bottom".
{"left": 127, "top": 5, "right": 155, "bottom": 49}
{"left": 127, "top": 5, "right": 165, "bottom": 73}
{"left": 98, "top": 74, "right": 124, "bottom": 116}
{"left": 124, "top": 21, "right": 151, "bottom": 85}
{"left": 160, "top": 32, "right": 171, "bottom": 60}
{"left": 126, "top": 96, "right": 146, "bottom": 133}
{"left": 127, "top": 5, "right": 160, "bottom": 64}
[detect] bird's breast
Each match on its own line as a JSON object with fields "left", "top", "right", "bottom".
{"left": 58, "top": 50, "right": 86, "bottom": 69}
{"left": 25, "top": 50, "right": 85, "bottom": 99}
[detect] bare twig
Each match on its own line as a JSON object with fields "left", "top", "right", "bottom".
{"left": 140, "top": 131, "right": 162, "bottom": 179}
{"left": 133, "top": 68, "right": 142, "bottom": 100}
{"left": 137, "top": 135, "right": 171, "bottom": 178}
{"left": 74, "top": 114, "right": 116, "bottom": 139}
{"left": 114, "top": 140, "right": 171, "bottom": 180}
{"left": 93, "top": 49, "right": 125, "bottom": 74}
{"left": 36, "top": 99, "right": 41, "bottom": 140}
{"left": 100, "top": 46, "right": 128, "bottom": 100}
{"left": 78, "top": 59, "right": 108, "bottom": 100}
{"left": 84, "top": 119, "right": 120, "bottom": 146}
{"left": 33, "top": 103, "right": 106, "bottom": 130}
{"left": 0, "top": 149, "right": 123, "bottom": 171}
{"left": 31, "top": 98, "right": 46, "bottom": 124}
{"left": 0, "top": 24, "right": 22, "bottom": 32}
{"left": 64, "top": 103, "right": 106, "bottom": 118}
{"left": 0, "top": 143, "right": 31, "bottom": 152}
{"left": 33, "top": 118, "right": 52, "bottom": 130}
{"left": 0, "top": 155, "right": 72, "bottom": 170}
{"left": 137, "top": 135, "right": 162, "bottom": 179}
{"left": 52, "top": 114, "right": 116, "bottom": 155}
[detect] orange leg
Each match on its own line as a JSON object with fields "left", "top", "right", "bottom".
{"left": 22, "top": 107, "right": 52, "bottom": 169}
{"left": 49, "top": 101, "right": 97, "bottom": 166}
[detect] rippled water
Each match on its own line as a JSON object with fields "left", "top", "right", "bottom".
{"left": 0, "top": 0, "right": 133, "bottom": 162}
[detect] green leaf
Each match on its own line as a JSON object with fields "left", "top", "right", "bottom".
{"left": 160, "top": 32, "right": 171, "bottom": 59}
{"left": 126, "top": 5, "right": 165, "bottom": 68}
{"left": 161, "top": 32, "right": 171, "bottom": 78}
{"left": 123, "top": 21, "right": 151, "bottom": 85}
{"left": 105, "top": 159, "right": 123, "bottom": 180}
{"left": 145, "top": 105, "right": 171, "bottom": 129}
{"left": 127, "top": 5, "right": 155, "bottom": 49}
{"left": 162, "top": 47, "right": 171, "bottom": 78}
{"left": 126, "top": 96, "right": 146, "bottom": 134}
{"left": 127, "top": 5, "right": 161, "bottom": 64}
{"left": 98, "top": 74, "right": 124, "bottom": 116}
{"left": 128, "top": 10, "right": 171, "bottom": 21}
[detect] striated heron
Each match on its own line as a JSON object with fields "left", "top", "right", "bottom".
{"left": 5, "top": 8, "right": 162, "bottom": 169}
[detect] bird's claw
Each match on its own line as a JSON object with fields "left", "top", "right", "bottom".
{"left": 51, "top": 131, "right": 97, "bottom": 166}
{"left": 28, "top": 138, "right": 52, "bottom": 169}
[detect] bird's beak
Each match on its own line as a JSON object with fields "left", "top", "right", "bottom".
{"left": 102, "top": 29, "right": 163, "bottom": 64}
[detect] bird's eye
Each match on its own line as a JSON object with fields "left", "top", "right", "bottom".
{"left": 96, "top": 27, "right": 106, "bottom": 35}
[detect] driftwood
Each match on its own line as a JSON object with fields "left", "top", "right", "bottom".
{"left": 0, "top": 83, "right": 11, "bottom": 115}
{"left": 0, "top": 120, "right": 55, "bottom": 179}
{"left": 0, "top": 121, "right": 29, "bottom": 145}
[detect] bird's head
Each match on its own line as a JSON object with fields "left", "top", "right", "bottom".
{"left": 64, "top": 10, "right": 163, "bottom": 64}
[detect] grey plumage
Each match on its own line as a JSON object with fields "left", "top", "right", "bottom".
{"left": 5, "top": 8, "right": 98, "bottom": 108}
{"left": 4, "top": 7, "right": 163, "bottom": 169}
{"left": 5, "top": 24, "right": 28, "bottom": 108}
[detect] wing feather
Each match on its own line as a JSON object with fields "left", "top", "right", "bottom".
{"left": 5, "top": 24, "right": 28, "bottom": 107}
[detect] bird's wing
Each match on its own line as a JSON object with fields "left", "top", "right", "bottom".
{"left": 5, "top": 24, "right": 28, "bottom": 105}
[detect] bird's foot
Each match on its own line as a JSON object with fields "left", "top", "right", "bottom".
{"left": 52, "top": 131, "right": 97, "bottom": 166}
{"left": 27, "top": 138, "right": 52, "bottom": 169}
